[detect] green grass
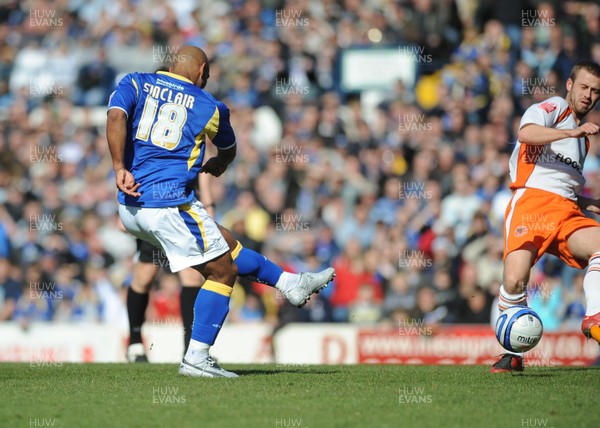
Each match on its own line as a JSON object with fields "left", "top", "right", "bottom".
{"left": 0, "top": 364, "right": 596, "bottom": 428}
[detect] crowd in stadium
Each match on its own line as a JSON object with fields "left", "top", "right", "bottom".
{"left": 1, "top": 0, "right": 600, "bottom": 333}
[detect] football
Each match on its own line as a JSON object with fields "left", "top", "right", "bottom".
{"left": 495, "top": 305, "right": 544, "bottom": 353}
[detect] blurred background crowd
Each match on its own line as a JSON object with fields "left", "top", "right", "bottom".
{"left": 1, "top": 0, "right": 600, "bottom": 333}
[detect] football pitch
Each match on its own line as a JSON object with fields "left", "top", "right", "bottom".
{"left": 0, "top": 364, "right": 596, "bottom": 428}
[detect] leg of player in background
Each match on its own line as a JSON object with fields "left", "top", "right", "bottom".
{"left": 178, "top": 269, "right": 202, "bottom": 354}
{"left": 490, "top": 245, "right": 536, "bottom": 373}
{"left": 128, "top": 262, "right": 201, "bottom": 362}
{"left": 566, "top": 227, "right": 600, "bottom": 343}
{"left": 126, "top": 260, "right": 157, "bottom": 362}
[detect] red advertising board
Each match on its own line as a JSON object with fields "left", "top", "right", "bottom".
{"left": 357, "top": 325, "right": 600, "bottom": 366}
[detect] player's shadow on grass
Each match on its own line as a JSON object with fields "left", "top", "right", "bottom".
{"left": 518, "top": 372, "right": 555, "bottom": 377}
{"left": 517, "top": 366, "right": 600, "bottom": 377}
{"left": 540, "top": 366, "right": 600, "bottom": 372}
{"left": 236, "top": 368, "right": 341, "bottom": 376}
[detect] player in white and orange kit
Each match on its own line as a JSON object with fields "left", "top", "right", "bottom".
{"left": 492, "top": 61, "right": 600, "bottom": 372}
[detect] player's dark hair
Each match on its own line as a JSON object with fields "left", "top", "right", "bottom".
{"left": 569, "top": 60, "right": 600, "bottom": 82}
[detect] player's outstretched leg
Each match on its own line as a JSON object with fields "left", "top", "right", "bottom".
{"left": 230, "top": 240, "right": 336, "bottom": 307}
{"left": 490, "top": 248, "right": 534, "bottom": 373}
{"left": 179, "top": 252, "right": 239, "bottom": 378}
{"left": 581, "top": 252, "right": 600, "bottom": 343}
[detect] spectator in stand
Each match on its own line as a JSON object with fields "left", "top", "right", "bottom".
{"left": 147, "top": 273, "right": 181, "bottom": 325}
{"left": 331, "top": 239, "right": 382, "bottom": 322}
{"left": 348, "top": 284, "right": 382, "bottom": 325}
{"left": 74, "top": 48, "right": 116, "bottom": 107}
{"left": 411, "top": 286, "right": 448, "bottom": 325}
{"left": 458, "top": 286, "right": 493, "bottom": 324}
{"left": 0, "top": 257, "right": 20, "bottom": 320}
{"left": 383, "top": 272, "right": 416, "bottom": 317}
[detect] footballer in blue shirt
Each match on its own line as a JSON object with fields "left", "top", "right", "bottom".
{"left": 107, "top": 46, "right": 241, "bottom": 377}
{"left": 107, "top": 46, "right": 334, "bottom": 376}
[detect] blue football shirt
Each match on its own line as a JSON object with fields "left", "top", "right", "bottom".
{"left": 108, "top": 71, "right": 236, "bottom": 207}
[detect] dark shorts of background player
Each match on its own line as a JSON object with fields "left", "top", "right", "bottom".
{"left": 136, "top": 238, "right": 171, "bottom": 272}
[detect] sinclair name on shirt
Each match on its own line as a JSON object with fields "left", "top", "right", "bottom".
{"left": 143, "top": 83, "right": 195, "bottom": 109}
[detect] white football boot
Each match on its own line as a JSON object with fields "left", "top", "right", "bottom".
{"left": 281, "top": 268, "right": 336, "bottom": 308}
{"left": 127, "top": 343, "right": 148, "bottom": 363}
{"left": 179, "top": 357, "right": 239, "bottom": 378}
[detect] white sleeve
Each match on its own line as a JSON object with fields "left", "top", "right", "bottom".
{"left": 519, "top": 97, "right": 568, "bottom": 130}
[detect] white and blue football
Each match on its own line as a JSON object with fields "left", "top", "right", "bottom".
{"left": 495, "top": 305, "right": 543, "bottom": 353}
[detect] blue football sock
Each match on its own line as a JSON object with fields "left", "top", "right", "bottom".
{"left": 191, "top": 280, "right": 232, "bottom": 346}
{"left": 232, "top": 242, "right": 283, "bottom": 287}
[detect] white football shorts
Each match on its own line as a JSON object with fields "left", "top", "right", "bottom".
{"left": 118, "top": 198, "right": 229, "bottom": 272}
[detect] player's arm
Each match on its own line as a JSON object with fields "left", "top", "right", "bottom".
{"left": 107, "top": 109, "right": 141, "bottom": 197}
{"left": 199, "top": 172, "right": 216, "bottom": 217}
{"left": 518, "top": 123, "right": 600, "bottom": 145}
{"left": 201, "top": 101, "right": 237, "bottom": 177}
{"left": 106, "top": 74, "right": 141, "bottom": 197}
{"left": 201, "top": 145, "right": 236, "bottom": 177}
{"left": 577, "top": 195, "right": 600, "bottom": 214}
